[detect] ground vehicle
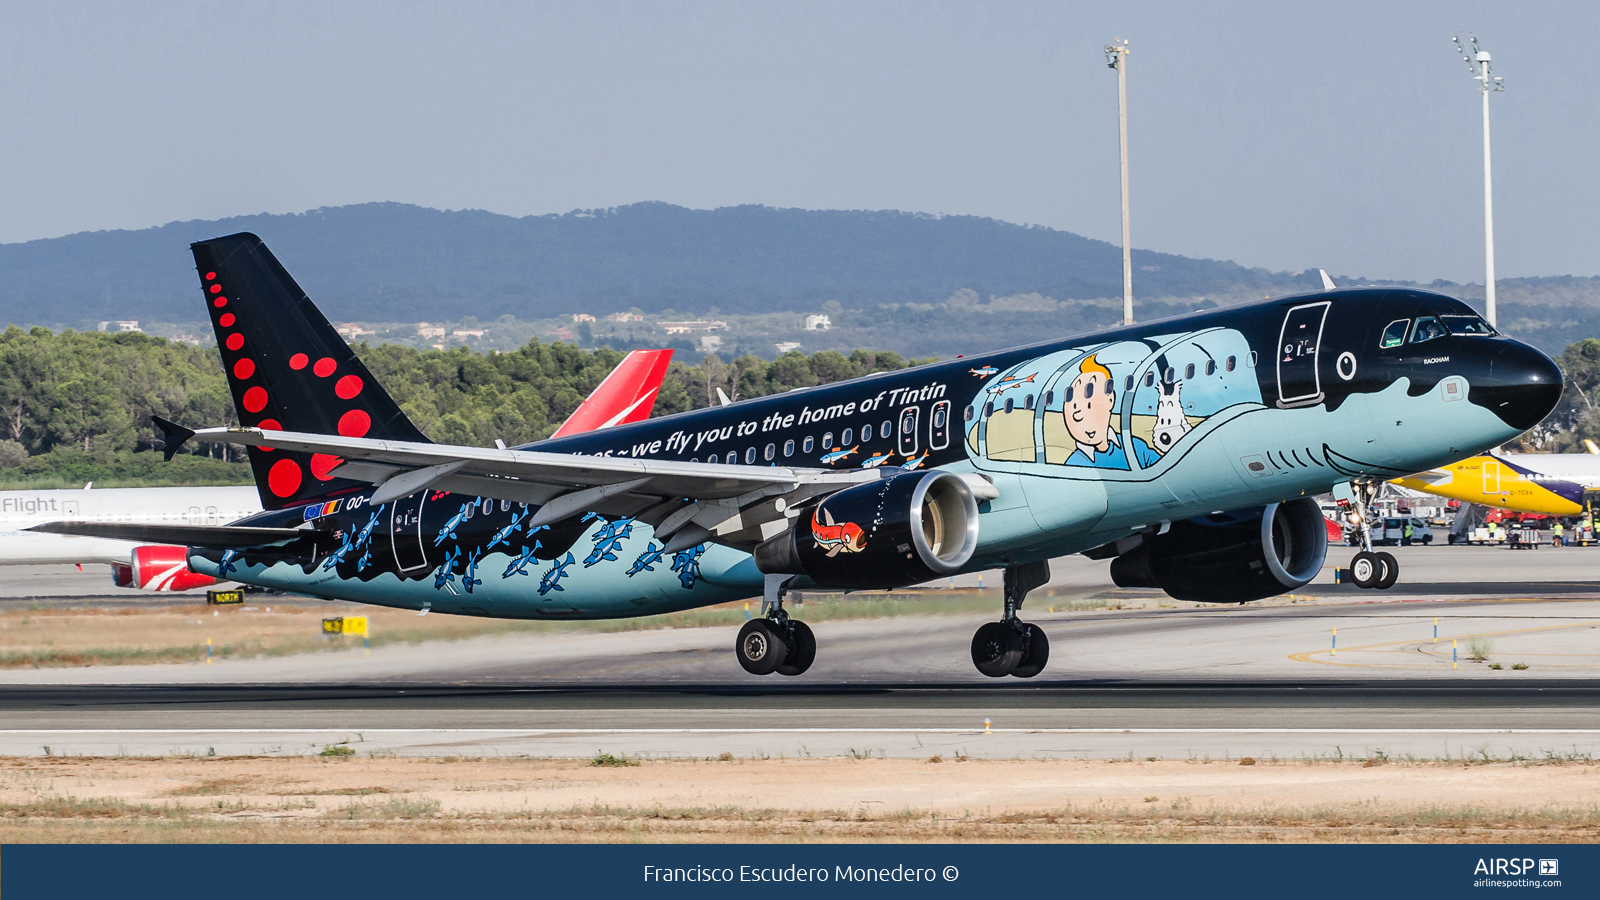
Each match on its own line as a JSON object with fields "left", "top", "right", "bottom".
{"left": 1377, "top": 517, "right": 1433, "bottom": 546}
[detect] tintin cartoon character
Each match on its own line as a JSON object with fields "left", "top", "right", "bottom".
{"left": 1063, "top": 354, "right": 1162, "bottom": 470}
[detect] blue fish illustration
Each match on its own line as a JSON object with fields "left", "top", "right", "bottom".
{"left": 627, "top": 542, "right": 665, "bottom": 576}
{"left": 539, "top": 552, "right": 575, "bottom": 595}
{"left": 433, "top": 546, "right": 461, "bottom": 589}
{"left": 671, "top": 544, "right": 705, "bottom": 589}
{"left": 819, "top": 445, "right": 859, "bottom": 465}
{"left": 900, "top": 451, "right": 929, "bottom": 470}
{"left": 434, "top": 504, "right": 471, "bottom": 546}
{"left": 487, "top": 507, "right": 529, "bottom": 550}
{"left": 357, "top": 546, "right": 373, "bottom": 573}
{"left": 501, "top": 541, "right": 544, "bottom": 578}
{"left": 321, "top": 535, "right": 355, "bottom": 572}
{"left": 462, "top": 548, "right": 483, "bottom": 594}
{"left": 584, "top": 517, "right": 635, "bottom": 567}
{"left": 987, "top": 372, "right": 1036, "bottom": 396}
{"left": 860, "top": 451, "right": 895, "bottom": 468}
{"left": 218, "top": 549, "right": 240, "bottom": 577}
{"left": 968, "top": 366, "right": 999, "bottom": 377}
{"left": 327, "top": 511, "right": 384, "bottom": 571}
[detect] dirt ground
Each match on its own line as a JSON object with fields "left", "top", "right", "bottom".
{"left": 0, "top": 755, "right": 1595, "bottom": 843}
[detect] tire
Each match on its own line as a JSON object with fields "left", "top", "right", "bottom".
{"left": 776, "top": 620, "right": 816, "bottom": 676}
{"left": 971, "top": 622, "right": 1022, "bottom": 677}
{"left": 736, "top": 619, "right": 789, "bottom": 675}
{"left": 1350, "top": 551, "right": 1380, "bottom": 589}
{"left": 1374, "top": 551, "right": 1399, "bottom": 590}
{"left": 1010, "top": 623, "right": 1050, "bottom": 678}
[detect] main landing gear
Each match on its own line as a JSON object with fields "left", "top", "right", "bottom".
{"left": 1345, "top": 482, "right": 1399, "bottom": 591}
{"left": 970, "top": 560, "right": 1051, "bottom": 678}
{"left": 736, "top": 575, "right": 816, "bottom": 676}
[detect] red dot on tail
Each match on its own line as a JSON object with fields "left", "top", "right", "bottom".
{"left": 310, "top": 453, "right": 343, "bottom": 481}
{"left": 205, "top": 272, "right": 216, "bottom": 280}
{"left": 256, "top": 418, "right": 281, "bottom": 451}
{"left": 289, "top": 353, "right": 308, "bottom": 370}
{"left": 210, "top": 284, "right": 221, "bottom": 294}
{"left": 233, "top": 358, "right": 255, "bottom": 379}
{"left": 267, "top": 458, "right": 302, "bottom": 498}
{"left": 219, "top": 313, "right": 235, "bottom": 327}
{"left": 313, "top": 357, "right": 336, "bottom": 377}
{"left": 334, "top": 375, "right": 363, "bottom": 400}
{"left": 338, "top": 409, "right": 371, "bottom": 438}
{"left": 225, "top": 333, "right": 244, "bottom": 351}
{"left": 213, "top": 297, "right": 227, "bottom": 308}
{"left": 242, "top": 386, "right": 268, "bottom": 413}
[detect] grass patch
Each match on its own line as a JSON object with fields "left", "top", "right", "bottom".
{"left": 318, "top": 745, "right": 356, "bottom": 758}
{"left": 591, "top": 753, "right": 639, "bottom": 768}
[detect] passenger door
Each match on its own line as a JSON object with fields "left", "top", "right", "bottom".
{"left": 1276, "top": 301, "right": 1330, "bottom": 408}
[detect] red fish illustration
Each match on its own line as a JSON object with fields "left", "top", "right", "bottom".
{"left": 811, "top": 506, "right": 866, "bottom": 556}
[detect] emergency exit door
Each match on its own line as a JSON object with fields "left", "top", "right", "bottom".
{"left": 390, "top": 491, "right": 431, "bottom": 572}
{"left": 1276, "top": 301, "right": 1330, "bottom": 408}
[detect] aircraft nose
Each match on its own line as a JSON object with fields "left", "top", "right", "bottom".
{"left": 1470, "top": 340, "right": 1563, "bottom": 431}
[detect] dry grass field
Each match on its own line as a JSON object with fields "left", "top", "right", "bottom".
{"left": 0, "top": 756, "right": 1595, "bottom": 843}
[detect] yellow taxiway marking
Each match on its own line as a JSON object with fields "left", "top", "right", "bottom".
{"left": 1290, "top": 619, "right": 1600, "bottom": 669}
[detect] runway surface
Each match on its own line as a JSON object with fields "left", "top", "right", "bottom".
{"left": 2, "top": 545, "right": 1598, "bottom": 758}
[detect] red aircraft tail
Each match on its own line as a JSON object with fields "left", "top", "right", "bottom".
{"left": 550, "top": 349, "right": 673, "bottom": 439}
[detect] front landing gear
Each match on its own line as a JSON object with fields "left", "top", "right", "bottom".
{"left": 736, "top": 575, "right": 816, "bottom": 676}
{"left": 970, "top": 561, "right": 1052, "bottom": 678}
{"left": 1344, "top": 482, "right": 1399, "bottom": 591}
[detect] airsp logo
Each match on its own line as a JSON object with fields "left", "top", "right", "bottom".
{"left": 1540, "top": 859, "right": 1559, "bottom": 877}
{"left": 1473, "top": 858, "right": 1552, "bottom": 876}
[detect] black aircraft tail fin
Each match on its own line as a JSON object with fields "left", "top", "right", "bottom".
{"left": 191, "top": 233, "right": 430, "bottom": 510}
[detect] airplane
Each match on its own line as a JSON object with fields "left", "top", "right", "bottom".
{"left": 0, "top": 343, "right": 673, "bottom": 590}
{"left": 39, "top": 233, "right": 1562, "bottom": 679}
{"left": 1393, "top": 449, "right": 1599, "bottom": 517}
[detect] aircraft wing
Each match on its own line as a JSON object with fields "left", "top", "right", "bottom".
{"left": 30, "top": 520, "right": 311, "bottom": 548}
{"left": 164, "top": 422, "right": 885, "bottom": 552}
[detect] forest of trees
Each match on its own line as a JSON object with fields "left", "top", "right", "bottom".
{"left": 0, "top": 327, "right": 929, "bottom": 486}
{"left": 1, "top": 324, "right": 1596, "bottom": 487}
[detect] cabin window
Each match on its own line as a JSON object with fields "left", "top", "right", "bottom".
{"left": 964, "top": 406, "right": 974, "bottom": 422}
{"left": 1124, "top": 375, "right": 1134, "bottom": 391}
{"left": 464, "top": 502, "right": 474, "bottom": 519}
{"left": 783, "top": 439, "right": 794, "bottom": 457}
{"left": 1184, "top": 363, "right": 1196, "bottom": 380}
{"left": 1064, "top": 385, "right": 1074, "bottom": 403}
{"left": 691, "top": 457, "right": 699, "bottom": 463}
{"left": 1044, "top": 390, "right": 1054, "bottom": 406}
{"left": 1380, "top": 319, "right": 1410, "bottom": 348}
{"left": 1163, "top": 367, "right": 1176, "bottom": 384}
{"left": 1249, "top": 351, "right": 1258, "bottom": 367}
{"left": 501, "top": 499, "right": 511, "bottom": 511}
{"left": 726, "top": 451, "right": 738, "bottom": 465}
{"left": 803, "top": 436, "right": 814, "bottom": 453}
{"left": 861, "top": 424, "right": 872, "bottom": 441}
{"left": 1024, "top": 393, "right": 1034, "bottom": 410}
{"left": 1442, "top": 314, "right": 1495, "bottom": 336}
{"left": 1004, "top": 397, "right": 1014, "bottom": 413}
{"left": 1205, "top": 359, "right": 1216, "bottom": 376}
{"left": 822, "top": 431, "right": 834, "bottom": 448}
{"left": 983, "top": 401, "right": 993, "bottom": 417}
{"left": 764, "top": 443, "right": 775, "bottom": 461}
{"left": 1410, "top": 316, "right": 1446, "bottom": 344}
{"left": 745, "top": 447, "right": 756, "bottom": 464}
{"left": 841, "top": 427, "right": 853, "bottom": 445}
{"left": 1144, "top": 372, "right": 1156, "bottom": 387}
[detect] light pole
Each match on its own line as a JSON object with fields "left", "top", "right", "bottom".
{"left": 1453, "top": 35, "right": 1505, "bottom": 327}
{"left": 1105, "top": 38, "right": 1133, "bottom": 325}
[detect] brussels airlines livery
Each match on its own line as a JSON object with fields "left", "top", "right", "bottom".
{"left": 38, "top": 234, "right": 1563, "bottom": 678}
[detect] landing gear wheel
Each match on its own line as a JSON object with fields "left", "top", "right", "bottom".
{"left": 1374, "top": 551, "right": 1399, "bottom": 590}
{"left": 1010, "top": 623, "right": 1050, "bottom": 678}
{"left": 1350, "top": 551, "right": 1380, "bottom": 589}
{"left": 736, "top": 619, "right": 789, "bottom": 675}
{"left": 776, "top": 620, "right": 816, "bottom": 676}
{"left": 971, "top": 622, "right": 1023, "bottom": 677}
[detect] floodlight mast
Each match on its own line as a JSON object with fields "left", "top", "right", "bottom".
{"left": 1105, "top": 38, "right": 1133, "bottom": 325}
{"left": 1454, "top": 34, "right": 1505, "bottom": 327}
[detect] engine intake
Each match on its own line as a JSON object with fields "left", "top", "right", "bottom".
{"left": 755, "top": 471, "right": 979, "bottom": 590}
{"left": 1109, "top": 498, "right": 1327, "bottom": 603}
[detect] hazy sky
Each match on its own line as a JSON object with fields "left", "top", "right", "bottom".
{"left": 0, "top": 1, "right": 1595, "bottom": 283}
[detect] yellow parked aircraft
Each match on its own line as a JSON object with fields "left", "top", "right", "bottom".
{"left": 1392, "top": 442, "right": 1600, "bottom": 516}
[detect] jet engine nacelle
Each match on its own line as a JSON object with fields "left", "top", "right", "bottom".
{"left": 754, "top": 470, "right": 980, "bottom": 590}
{"left": 1109, "top": 498, "right": 1328, "bottom": 603}
{"left": 113, "top": 545, "right": 220, "bottom": 592}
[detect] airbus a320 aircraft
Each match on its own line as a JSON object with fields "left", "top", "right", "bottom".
{"left": 41, "top": 234, "right": 1562, "bottom": 678}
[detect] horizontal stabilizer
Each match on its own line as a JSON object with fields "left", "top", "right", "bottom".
{"left": 29, "top": 521, "right": 308, "bottom": 549}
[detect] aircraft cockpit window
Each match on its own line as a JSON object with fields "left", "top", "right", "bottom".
{"left": 1379, "top": 319, "right": 1410, "bottom": 348}
{"left": 1410, "top": 316, "right": 1446, "bottom": 344}
{"left": 1442, "top": 315, "right": 1495, "bottom": 336}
